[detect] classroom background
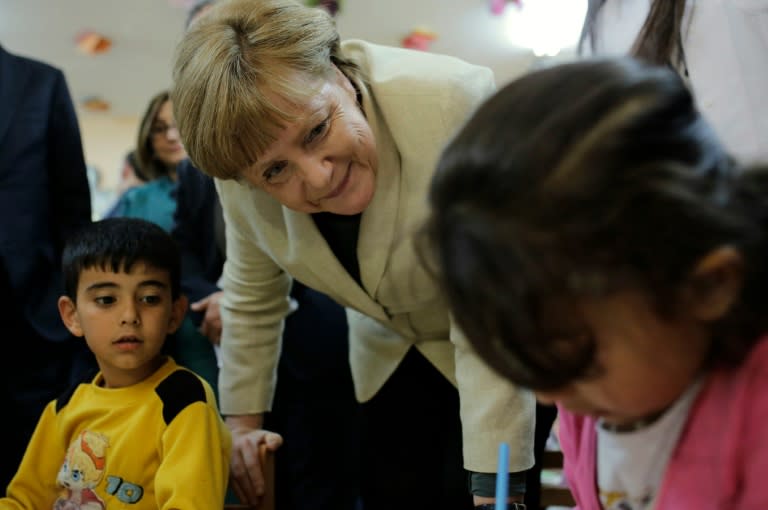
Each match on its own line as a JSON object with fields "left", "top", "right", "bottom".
{"left": 0, "top": 0, "right": 586, "bottom": 219}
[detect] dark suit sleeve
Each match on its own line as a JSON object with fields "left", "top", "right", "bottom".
{"left": 172, "top": 162, "right": 221, "bottom": 308}
{"left": 16, "top": 64, "right": 92, "bottom": 342}
{"left": 47, "top": 69, "right": 91, "bottom": 249}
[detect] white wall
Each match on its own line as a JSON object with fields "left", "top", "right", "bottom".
{"left": 77, "top": 111, "right": 139, "bottom": 219}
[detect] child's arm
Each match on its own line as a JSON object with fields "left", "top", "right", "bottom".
{"left": 154, "top": 384, "right": 231, "bottom": 510}
{"left": 0, "top": 401, "right": 67, "bottom": 509}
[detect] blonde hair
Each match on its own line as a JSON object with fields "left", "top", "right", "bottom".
{"left": 171, "top": 0, "right": 360, "bottom": 179}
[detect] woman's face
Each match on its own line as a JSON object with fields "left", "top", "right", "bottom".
{"left": 241, "top": 68, "right": 378, "bottom": 215}
{"left": 150, "top": 100, "right": 188, "bottom": 168}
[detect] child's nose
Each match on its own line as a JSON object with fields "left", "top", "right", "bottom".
{"left": 120, "top": 304, "right": 141, "bottom": 326}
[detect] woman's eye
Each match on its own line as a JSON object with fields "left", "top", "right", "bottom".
{"left": 306, "top": 120, "right": 328, "bottom": 143}
{"left": 94, "top": 296, "right": 115, "bottom": 306}
{"left": 263, "top": 162, "right": 288, "bottom": 184}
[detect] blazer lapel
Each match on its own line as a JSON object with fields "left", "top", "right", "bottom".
{"left": 282, "top": 208, "right": 389, "bottom": 322}
{"left": 0, "top": 47, "right": 28, "bottom": 146}
{"left": 357, "top": 84, "right": 401, "bottom": 301}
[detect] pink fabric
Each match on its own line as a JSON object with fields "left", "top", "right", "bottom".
{"left": 558, "top": 336, "right": 768, "bottom": 509}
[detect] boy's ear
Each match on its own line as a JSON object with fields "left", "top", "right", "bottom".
{"left": 684, "top": 246, "right": 744, "bottom": 321}
{"left": 58, "top": 296, "right": 85, "bottom": 337}
{"left": 167, "top": 295, "right": 189, "bottom": 334}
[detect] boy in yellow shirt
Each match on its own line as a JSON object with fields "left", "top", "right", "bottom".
{"left": 1, "top": 217, "right": 231, "bottom": 509}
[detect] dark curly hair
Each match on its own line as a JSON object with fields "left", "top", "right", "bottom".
{"left": 423, "top": 57, "right": 768, "bottom": 391}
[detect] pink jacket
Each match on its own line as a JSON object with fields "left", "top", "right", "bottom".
{"left": 558, "top": 336, "right": 768, "bottom": 509}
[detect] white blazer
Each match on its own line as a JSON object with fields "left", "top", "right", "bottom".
{"left": 216, "top": 40, "right": 535, "bottom": 472}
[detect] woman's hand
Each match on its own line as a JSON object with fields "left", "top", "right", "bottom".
{"left": 226, "top": 414, "right": 283, "bottom": 508}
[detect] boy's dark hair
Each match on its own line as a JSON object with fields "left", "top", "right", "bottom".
{"left": 423, "top": 57, "right": 768, "bottom": 391}
{"left": 63, "top": 218, "right": 181, "bottom": 301}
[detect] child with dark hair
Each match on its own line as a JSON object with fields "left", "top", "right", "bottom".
{"left": 1, "top": 217, "right": 231, "bottom": 509}
{"left": 425, "top": 57, "right": 768, "bottom": 509}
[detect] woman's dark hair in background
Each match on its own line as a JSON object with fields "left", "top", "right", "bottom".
{"left": 136, "top": 90, "right": 173, "bottom": 181}
{"left": 423, "top": 57, "right": 768, "bottom": 391}
{"left": 579, "top": 0, "right": 687, "bottom": 67}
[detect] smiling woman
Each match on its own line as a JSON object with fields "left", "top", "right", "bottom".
{"left": 238, "top": 70, "right": 377, "bottom": 215}
{"left": 170, "top": 0, "right": 536, "bottom": 508}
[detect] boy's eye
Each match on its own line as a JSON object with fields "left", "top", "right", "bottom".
{"left": 140, "top": 295, "right": 162, "bottom": 305}
{"left": 94, "top": 296, "right": 116, "bottom": 306}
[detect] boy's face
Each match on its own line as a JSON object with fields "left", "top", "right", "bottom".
{"left": 58, "top": 262, "right": 187, "bottom": 388}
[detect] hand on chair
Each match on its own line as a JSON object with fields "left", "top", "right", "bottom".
{"left": 226, "top": 415, "right": 282, "bottom": 509}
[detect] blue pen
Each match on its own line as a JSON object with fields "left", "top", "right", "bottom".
{"left": 495, "top": 442, "right": 509, "bottom": 510}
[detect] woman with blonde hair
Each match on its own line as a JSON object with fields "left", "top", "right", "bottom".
{"left": 171, "top": 0, "right": 535, "bottom": 509}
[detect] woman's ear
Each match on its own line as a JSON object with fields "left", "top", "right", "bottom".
{"left": 685, "top": 246, "right": 744, "bottom": 321}
{"left": 58, "top": 296, "right": 84, "bottom": 337}
{"left": 167, "top": 294, "right": 189, "bottom": 334}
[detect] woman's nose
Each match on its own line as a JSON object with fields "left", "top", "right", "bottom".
{"left": 165, "top": 125, "right": 181, "bottom": 142}
{"left": 298, "top": 155, "right": 333, "bottom": 190}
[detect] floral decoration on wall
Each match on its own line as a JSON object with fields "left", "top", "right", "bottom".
{"left": 75, "top": 31, "right": 113, "bottom": 55}
{"left": 81, "top": 96, "right": 111, "bottom": 112}
{"left": 402, "top": 27, "right": 438, "bottom": 51}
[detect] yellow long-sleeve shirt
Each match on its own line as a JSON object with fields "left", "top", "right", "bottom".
{"left": 1, "top": 357, "right": 231, "bottom": 509}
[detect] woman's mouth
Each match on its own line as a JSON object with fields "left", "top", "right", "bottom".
{"left": 322, "top": 165, "right": 352, "bottom": 201}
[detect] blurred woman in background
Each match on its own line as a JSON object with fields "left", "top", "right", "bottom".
{"left": 108, "top": 90, "right": 187, "bottom": 231}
